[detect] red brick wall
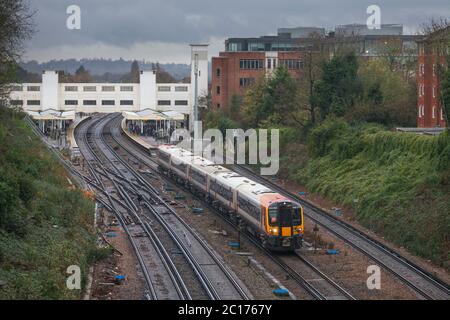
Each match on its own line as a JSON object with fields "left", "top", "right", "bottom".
{"left": 417, "top": 43, "right": 447, "bottom": 128}
{"left": 211, "top": 51, "right": 304, "bottom": 111}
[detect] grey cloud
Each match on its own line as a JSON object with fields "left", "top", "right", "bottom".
{"left": 26, "top": 0, "right": 450, "bottom": 61}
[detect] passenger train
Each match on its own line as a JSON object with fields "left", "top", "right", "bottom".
{"left": 157, "top": 145, "right": 304, "bottom": 251}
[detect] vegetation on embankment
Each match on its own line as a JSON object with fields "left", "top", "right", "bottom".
{"left": 282, "top": 118, "right": 450, "bottom": 268}
{"left": 0, "top": 107, "right": 103, "bottom": 299}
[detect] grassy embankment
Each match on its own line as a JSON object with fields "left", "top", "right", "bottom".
{"left": 279, "top": 119, "right": 450, "bottom": 269}
{"left": 0, "top": 107, "right": 106, "bottom": 299}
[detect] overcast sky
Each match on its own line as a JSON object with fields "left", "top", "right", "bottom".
{"left": 24, "top": 0, "right": 450, "bottom": 63}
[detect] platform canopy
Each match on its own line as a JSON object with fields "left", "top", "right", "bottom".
{"left": 27, "top": 109, "right": 75, "bottom": 120}
{"left": 122, "top": 109, "right": 185, "bottom": 121}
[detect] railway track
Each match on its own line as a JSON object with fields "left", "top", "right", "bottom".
{"left": 230, "top": 164, "right": 450, "bottom": 300}
{"left": 77, "top": 115, "right": 191, "bottom": 300}
{"left": 77, "top": 114, "right": 250, "bottom": 300}
{"left": 109, "top": 114, "right": 356, "bottom": 300}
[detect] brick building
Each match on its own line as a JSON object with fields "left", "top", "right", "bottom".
{"left": 212, "top": 24, "right": 419, "bottom": 111}
{"left": 212, "top": 50, "right": 306, "bottom": 109}
{"left": 416, "top": 28, "right": 449, "bottom": 128}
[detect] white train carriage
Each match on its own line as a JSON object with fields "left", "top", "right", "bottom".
{"left": 157, "top": 145, "right": 305, "bottom": 250}
{"left": 158, "top": 145, "right": 192, "bottom": 181}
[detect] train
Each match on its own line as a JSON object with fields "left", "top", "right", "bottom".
{"left": 157, "top": 144, "right": 304, "bottom": 251}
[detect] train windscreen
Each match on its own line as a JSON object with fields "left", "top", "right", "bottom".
{"left": 268, "top": 203, "right": 301, "bottom": 227}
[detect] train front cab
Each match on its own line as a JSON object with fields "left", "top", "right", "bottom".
{"left": 263, "top": 201, "right": 304, "bottom": 251}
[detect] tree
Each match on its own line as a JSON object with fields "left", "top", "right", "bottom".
{"left": 312, "top": 52, "right": 362, "bottom": 119}
{"left": 295, "top": 34, "right": 326, "bottom": 126}
{"left": 227, "top": 94, "right": 243, "bottom": 122}
{"left": 155, "top": 63, "right": 176, "bottom": 83}
{"left": 241, "top": 76, "right": 268, "bottom": 127}
{"left": 241, "top": 66, "right": 304, "bottom": 128}
{"left": 297, "top": 50, "right": 326, "bottom": 125}
{"left": 348, "top": 58, "right": 416, "bottom": 126}
{"left": 73, "top": 65, "right": 92, "bottom": 82}
{"left": 121, "top": 60, "right": 140, "bottom": 82}
{"left": 0, "top": 0, "right": 34, "bottom": 101}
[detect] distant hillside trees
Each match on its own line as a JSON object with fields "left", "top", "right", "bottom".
{"left": 19, "top": 59, "right": 191, "bottom": 81}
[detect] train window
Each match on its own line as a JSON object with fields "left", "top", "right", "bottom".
{"left": 211, "top": 180, "right": 232, "bottom": 201}
{"left": 190, "top": 169, "right": 206, "bottom": 185}
{"left": 293, "top": 208, "right": 302, "bottom": 226}
{"left": 279, "top": 206, "right": 293, "bottom": 227}
{"left": 268, "top": 208, "right": 278, "bottom": 226}
{"left": 237, "top": 194, "right": 260, "bottom": 220}
{"left": 173, "top": 161, "right": 186, "bottom": 173}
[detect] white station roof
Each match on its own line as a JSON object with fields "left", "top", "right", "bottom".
{"left": 27, "top": 109, "right": 75, "bottom": 120}
{"left": 122, "top": 109, "right": 185, "bottom": 121}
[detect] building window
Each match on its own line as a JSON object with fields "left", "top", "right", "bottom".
{"left": 433, "top": 86, "right": 436, "bottom": 98}
{"left": 120, "top": 100, "right": 133, "bottom": 105}
{"left": 228, "top": 42, "right": 240, "bottom": 51}
{"left": 157, "top": 100, "right": 171, "bottom": 106}
{"left": 175, "top": 100, "right": 188, "bottom": 106}
{"left": 420, "top": 64, "right": 425, "bottom": 76}
{"left": 432, "top": 106, "right": 436, "bottom": 119}
{"left": 83, "top": 86, "right": 96, "bottom": 92}
{"left": 27, "top": 100, "right": 40, "bottom": 105}
{"left": 10, "top": 100, "right": 23, "bottom": 105}
{"left": 239, "top": 59, "right": 264, "bottom": 69}
{"left": 418, "top": 105, "right": 422, "bottom": 118}
{"left": 239, "top": 78, "right": 255, "bottom": 87}
{"left": 158, "top": 86, "right": 171, "bottom": 92}
{"left": 27, "top": 86, "right": 40, "bottom": 91}
{"left": 216, "top": 86, "right": 221, "bottom": 95}
{"left": 441, "top": 108, "right": 444, "bottom": 120}
{"left": 102, "top": 100, "right": 115, "bottom": 106}
{"left": 279, "top": 59, "right": 303, "bottom": 69}
{"left": 65, "top": 100, "right": 78, "bottom": 105}
{"left": 175, "top": 86, "right": 188, "bottom": 92}
{"left": 11, "top": 85, "right": 23, "bottom": 91}
{"left": 101, "top": 86, "right": 115, "bottom": 92}
{"left": 216, "top": 68, "right": 221, "bottom": 77}
{"left": 120, "top": 86, "right": 133, "bottom": 92}
{"left": 422, "top": 105, "right": 425, "bottom": 117}
{"left": 419, "top": 84, "right": 424, "bottom": 96}
{"left": 433, "top": 64, "right": 436, "bottom": 77}
{"left": 217, "top": 103, "right": 221, "bottom": 108}
{"left": 83, "top": 100, "right": 96, "bottom": 105}
{"left": 267, "top": 59, "right": 272, "bottom": 69}
{"left": 65, "top": 86, "right": 78, "bottom": 92}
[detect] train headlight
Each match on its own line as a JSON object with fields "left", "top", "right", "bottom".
{"left": 294, "top": 226, "right": 303, "bottom": 234}
{"left": 269, "top": 227, "right": 279, "bottom": 235}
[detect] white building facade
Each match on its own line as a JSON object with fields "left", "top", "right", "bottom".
{"left": 8, "top": 45, "right": 209, "bottom": 128}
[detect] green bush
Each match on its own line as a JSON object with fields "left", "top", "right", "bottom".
{"left": 296, "top": 119, "right": 450, "bottom": 267}
{"left": 0, "top": 107, "right": 100, "bottom": 299}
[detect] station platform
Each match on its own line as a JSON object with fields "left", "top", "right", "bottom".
{"left": 67, "top": 116, "right": 90, "bottom": 149}
{"left": 120, "top": 118, "right": 161, "bottom": 150}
